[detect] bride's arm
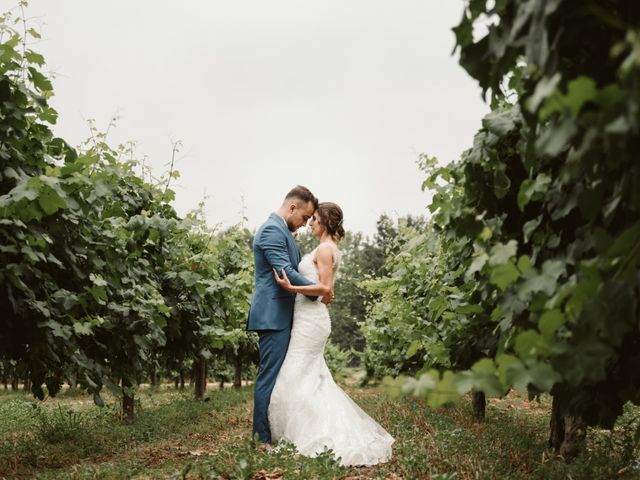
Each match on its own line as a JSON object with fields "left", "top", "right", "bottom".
{"left": 273, "top": 245, "right": 335, "bottom": 297}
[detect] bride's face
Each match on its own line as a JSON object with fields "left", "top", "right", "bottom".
{"left": 309, "top": 212, "right": 325, "bottom": 238}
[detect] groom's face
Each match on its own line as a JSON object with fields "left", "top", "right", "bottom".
{"left": 286, "top": 201, "right": 314, "bottom": 232}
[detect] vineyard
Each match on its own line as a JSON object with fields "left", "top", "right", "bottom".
{"left": 2, "top": 1, "right": 640, "bottom": 479}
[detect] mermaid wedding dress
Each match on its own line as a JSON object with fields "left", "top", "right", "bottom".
{"left": 268, "top": 245, "right": 394, "bottom": 466}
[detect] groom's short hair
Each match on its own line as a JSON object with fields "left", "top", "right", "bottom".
{"left": 284, "top": 185, "right": 319, "bottom": 210}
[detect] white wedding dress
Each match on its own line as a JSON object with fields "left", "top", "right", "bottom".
{"left": 268, "top": 245, "right": 395, "bottom": 466}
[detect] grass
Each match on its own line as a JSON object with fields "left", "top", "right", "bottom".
{"left": 0, "top": 375, "right": 638, "bottom": 479}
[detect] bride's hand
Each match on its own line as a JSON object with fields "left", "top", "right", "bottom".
{"left": 273, "top": 268, "right": 294, "bottom": 292}
{"left": 321, "top": 289, "right": 334, "bottom": 305}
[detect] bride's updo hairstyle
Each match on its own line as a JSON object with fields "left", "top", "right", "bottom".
{"left": 316, "top": 202, "right": 345, "bottom": 241}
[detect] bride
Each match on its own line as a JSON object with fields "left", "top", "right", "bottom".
{"left": 269, "top": 202, "right": 394, "bottom": 467}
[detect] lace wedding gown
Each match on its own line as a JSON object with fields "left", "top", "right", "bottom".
{"left": 268, "top": 245, "right": 395, "bottom": 466}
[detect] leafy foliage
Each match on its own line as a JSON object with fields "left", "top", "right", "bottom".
{"left": 0, "top": 9, "right": 254, "bottom": 406}
{"left": 363, "top": 0, "right": 640, "bottom": 437}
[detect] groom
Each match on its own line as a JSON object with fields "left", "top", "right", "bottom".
{"left": 247, "top": 185, "right": 333, "bottom": 444}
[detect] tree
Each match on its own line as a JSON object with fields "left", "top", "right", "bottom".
{"left": 0, "top": 11, "right": 247, "bottom": 420}
{"left": 379, "top": 0, "right": 640, "bottom": 460}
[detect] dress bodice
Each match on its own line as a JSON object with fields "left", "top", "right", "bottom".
{"left": 297, "top": 244, "right": 341, "bottom": 284}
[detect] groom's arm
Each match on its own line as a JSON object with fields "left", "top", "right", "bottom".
{"left": 260, "top": 225, "right": 318, "bottom": 299}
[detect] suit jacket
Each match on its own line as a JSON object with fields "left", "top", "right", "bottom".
{"left": 247, "top": 213, "right": 315, "bottom": 331}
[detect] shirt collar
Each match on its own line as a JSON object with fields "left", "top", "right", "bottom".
{"left": 272, "top": 212, "right": 297, "bottom": 240}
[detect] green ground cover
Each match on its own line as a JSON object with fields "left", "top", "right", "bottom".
{"left": 0, "top": 376, "right": 638, "bottom": 479}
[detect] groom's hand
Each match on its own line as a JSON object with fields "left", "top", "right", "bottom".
{"left": 321, "top": 289, "right": 335, "bottom": 305}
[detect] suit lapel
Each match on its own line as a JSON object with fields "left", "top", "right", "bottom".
{"left": 295, "top": 243, "right": 301, "bottom": 264}
{"left": 269, "top": 213, "right": 288, "bottom": 234}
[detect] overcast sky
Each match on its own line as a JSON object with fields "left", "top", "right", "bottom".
{"left": 21, "top": 0, "right": 488, "bottom": 237}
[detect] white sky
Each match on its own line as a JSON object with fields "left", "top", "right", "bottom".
{"left": 20, "top": 0, "right": 488, "bottom": 237}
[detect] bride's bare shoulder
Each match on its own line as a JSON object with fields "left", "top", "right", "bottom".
{"left": 313, "top": 242, "right": 339, "bottom": 265}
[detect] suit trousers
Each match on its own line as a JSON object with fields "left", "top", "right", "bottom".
{"left": 252, "top": 328, "right": 291, "bottom": 443}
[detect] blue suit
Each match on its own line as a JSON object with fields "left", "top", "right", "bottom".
{"left": 248, "top": 213, "right": 315, "bottom": 443}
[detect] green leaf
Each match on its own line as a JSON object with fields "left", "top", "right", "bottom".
{"left": 89, "top": 273, "right": 108, "bottom": 287}
{"left": 89, "top": 286, "right": 107, "bottom": 303}
{"left": 535, "top": 117, "right": 577, "bottom": 157}
{"left": 514, "top": 330, "right": 549, "bottom": 360}
{"left": 21, "top": 245, "right": 40, "bottom": 262}
{"left": 471, "top": 371, "right": 504, "bottom": 397}
{"left": 25, "top": 50, "right": 45, "bottom": 66}
{"left": 466, "top": 251, "right": 488, "bottom": 277}
{"left": 452, "top": 13, "right": 473, "bottom": 49}
{"left": 479, "top": 226, "right": 493, "bottom": 241}
{"left": 1, "top": 178, "right": 40, "bottom": 205}
{"left": 566, "top": 267, "right": 600, "bottom": 316}
{"left": 517, "top": 174, "right": 551, "bottom": 211}
{"left": 38, "top": 185, "right": 67, "bottom": 214}
{"left": 527, "top": 363, "right": 560, "bottom": 392}
{"left": 401, "top": 371, "right": 437, "bottom": 398}
{"left": 595, "top": 83, "right": 624, "bottom": 108}
{"left": 526, "top": 73, "right": 561, "bottom": 113}
{"left": 493, "top": 169, "right": 511, "bottom": 199}
{"left": 538, "top": 309, "right": 565, "bottom": 341}
{"left": 507, "top": 362, "right": 533, "bottom": 392}
{"left": 28, "top": 67, "right": 53, "bottom": 92}
{"left": 73, "top": 322, "right": 93, "bottom": 336}
{"left": 457, "top": 304, "right": 483, "bottom": 315}
{"left": 607, "top": 222, "right": 640, "bottom": 258}
{"left": 452, "top": 371, "right": 475, "bottom": 395}
{"left": 40, "top": 107, "right": 58, "bottom": 124}
{"left": 489, "top": 261, "right": 521, "bottom": 290}
{"left": 28, "top": 28, "right": 42, "bottom": 39}
{"left": 542, "top": 259, "right": 565, "bottom": 282}
{"left": 47, "top": 320, "right": 72, "bottom": 340}
{"left": 406, "top": 340, "right": 420, "bottom": 359}
{"left": 517, "top": 255, "right": 533, "bottom": 274}
{"left": 564, "top": 76, "right": 598, "bottom": 118}
{"left": 496, "top": 354, "right": 522, "bottom": 385}
{"left": 517, "top": 259, "right": 565, "bottom": 299}
{"left": 482, "top": 107, "right": 520, "bottom": 136}
{"left": 430, "top": 371, "right": 467, "bottom": 406}
{"left": 604, "top": 116, "right": 630, "bottom": 134}
{"left": 489, "top": 240, "right": 518, "bottom": 266}
{"left": 179, "top": 270, "right": 202, "bottom": 288}
{"left": 523, "top": 216, "right": 541, "bottom": 242}
{"left": 471, "top": 358, "right": 496, "bottom": 375}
